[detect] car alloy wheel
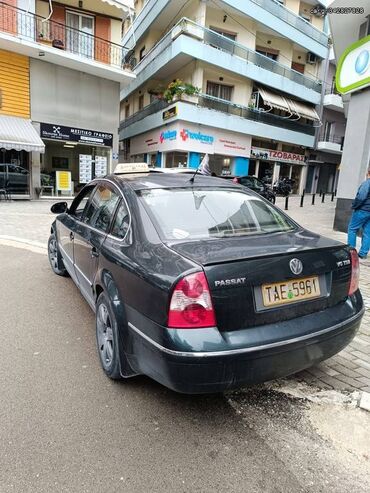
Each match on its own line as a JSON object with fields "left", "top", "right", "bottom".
{"left": 48, "top": 237, "right": 58, "bottom": 271}
{"left": 96, "top": 302, "right": 115, "bottom": 371}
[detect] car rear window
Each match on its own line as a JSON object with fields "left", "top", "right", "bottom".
{"left": 138, "top": 188, "right": 295, "bottom": 240}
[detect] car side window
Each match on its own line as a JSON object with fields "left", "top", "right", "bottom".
{"left": 111, "top": 200, "right": 130, "bottom": 239}
{"left": 71, "top": 185, "right": 96, "bottom": 220}
{"left": 84, "top": 184, "right": 120, "bottom": 233}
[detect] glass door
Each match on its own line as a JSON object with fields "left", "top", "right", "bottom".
{"left": 66, "top": 11, "right": 94, "bottom": 59}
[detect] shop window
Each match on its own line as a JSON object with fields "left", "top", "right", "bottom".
{"left": 209, "top": 26, "right": 237, "bottom": 41}
{"left": 0, "top": 150, "right": 30, "bottom": 195}
{"left": 206, "top": 81, "right": 233, "bottom": 101}
{"left": 256, "top": 46, "right": 279, "bottom": 61}
{"left": 138, "top": 95, "right": 144, "bottom": 110}
{"left": 252, "top": 139, "right": 278, "bottom": 150}
{"left": 165, "top": 152, "right": 188, "bottom": 168}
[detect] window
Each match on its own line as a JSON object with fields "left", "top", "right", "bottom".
{"left": 70, "top": 185, "right": 96, "bottom": 219}
{"left": 138, "top": 95, "right": 144, "bottom": 110}
{"left": 291, "top": 62, "right": 305, "bottom": 74}
{"left": 111, "top": 200, "right": 130, "bottom": 239}
{"left": 125, "top": 104, "right": 130, "bottom": 119}
{"left": 139, "top": 45, "right": 146, "bottom": 61}
{"left": 209, "top": 27, "right": 236, "bottom": 41}
{"left": 84, "top": 185, "right": 120, "bottom": 232}
{"left": 138, "top": 188, "right": 295, "bottom": 240}
{"left": 206, "top": 81, "right": 233, "bottom": 101}
{"left": 256, "top": 46, "right": 279, "bottom": 61}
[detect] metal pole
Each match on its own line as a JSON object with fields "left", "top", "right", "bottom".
{"left": 300, "top": 194, "right": 304, "bottom": 207}
{"left": 312, "top": 194, "right": 315, "bottom": 205}
{"left": 322, "top": 192, "right": 325, "bottom": 203}
{"left": 331, "top": 191, "right": 335, "bottom": 202}
{"left": 285, "top": 196, "right": 289, "bottom": 210}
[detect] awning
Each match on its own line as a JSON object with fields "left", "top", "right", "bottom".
{"left": 0, "top": 115, "right": 45, "bottom": 153}
{"left": 287, "top": 99, "right": 320, "bottom": 121}
{"left": 100, "top": 0, "right": 134, "bottom": 13}
{"left": 257, "top": 87, "right": 291, "bottom": 113}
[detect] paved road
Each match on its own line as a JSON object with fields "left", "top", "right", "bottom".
{"left": 1, "top": 245, "right": 369, "bottom": 493}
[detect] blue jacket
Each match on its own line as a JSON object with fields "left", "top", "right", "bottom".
{"left": 352, "top": 178, "right": 370, "bottom": 212}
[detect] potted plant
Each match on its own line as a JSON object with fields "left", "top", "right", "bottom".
{"left": 163, "top": 79, "right": 200, "bottom": 103}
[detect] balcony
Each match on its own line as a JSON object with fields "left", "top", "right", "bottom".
{"left": 122, "top": 0, "right": 329, "bottom": 58}
{"left": 317, "top": 133, "right": 343, "bottom": 154}
{"left": 0, "top": 2, "right": 134, "bottom": 83}
{"left": 323, "top": 86, "right": 344, "bottom": 112}
{"left": 122, "top": 18, "right": 322, "bottom": 104}
{"left": 120, "top": 94, "right": 316, "bottom": 147}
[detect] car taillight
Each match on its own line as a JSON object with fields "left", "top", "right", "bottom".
{"left": 168, "top": 272, "right": 216, "bottom": 328}
{"left": 349, "top": 249, "right": 360, "bottom": 295}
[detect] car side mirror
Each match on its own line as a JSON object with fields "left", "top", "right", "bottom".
{"left": 51, "top": 201, "right": 68, "bottom": 214}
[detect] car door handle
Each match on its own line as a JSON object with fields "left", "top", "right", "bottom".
{"left": 91, "top": 247, "right": 99, "bottom": 258}
{"left": 70, "top": 232, "right": 74, "bottom": 241}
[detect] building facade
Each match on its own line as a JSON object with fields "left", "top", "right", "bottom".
{"left": 0, "top": 0, "right": 134, "bottom": 198}
{"left": 119, "top": 0, "right": 329, "bottom": 194}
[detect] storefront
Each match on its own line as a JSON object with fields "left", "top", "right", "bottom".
{"left": 129, "top": 122, "right": 252, "bottom": 176}
{"left": 251, "top": 146, "right": 307, "bottom": 194}
{"left": 39, "top": 123, "right": 113, "bottom": 196}
{"left": 0, "top": 115, "right": 45, "bottom": 197}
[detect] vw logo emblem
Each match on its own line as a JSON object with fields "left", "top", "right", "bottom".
{"left": 290, "top": 258, "right": 303, "bottom": 275}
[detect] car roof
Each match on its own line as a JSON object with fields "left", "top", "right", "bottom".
{"left": 106, "top": 171, "right": 245, "bottom": 192}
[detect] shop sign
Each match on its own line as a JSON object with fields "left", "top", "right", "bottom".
{"left": 162, "top": 106, "right": 177, "bottom": 121}
{"left": 159, "top": 130, "right": 177, "bottom": 143}
{"left": 336, "top": 35, "right": 370, "bottom": 94}
{"left": 251, "top": 147, "right": 305, "bottom": 164}
{"left": 56, "top": 170, "right": 72, "bottom": 191}
{"left": 180, "top": 128, "right": 214, "bottom": 145}
{"left": 40, "top": 123, "right": 113, "bottom": 147}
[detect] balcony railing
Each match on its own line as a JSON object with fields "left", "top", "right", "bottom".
{"left": 318, "top": 133, "right": 344, "bottom": 146}
{"left": 0, "top": 2, "right": 128, "bottom": 69}
{"left": 250, "top": 0, "right": 329, "bottom": 46}
{"left": 123, "top": 0, "right": 329, "bottom": 47}
{"left": 129, "top": 18, "right": 322, "bottom": 93}
{"left": 119, "top": 93, "right": 316, "bottom": 136}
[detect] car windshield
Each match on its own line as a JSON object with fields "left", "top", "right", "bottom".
{"left": 138, "top": 188, "right": 295, "bottom": 240}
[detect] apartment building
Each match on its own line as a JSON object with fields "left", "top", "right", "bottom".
{"left": 306, "top": 46, "right": 346, "bottom": 194}
{"left": 119, "top": 0, "right": 329, "bottom": 194}
{"left": 0, "top": 0, "right": 134, "bottom": 197}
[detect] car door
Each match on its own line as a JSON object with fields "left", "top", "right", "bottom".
{"left": 56, "top": 184, "right": 96, "bottom": 282}
{"left": 73, "top": 182, "right": 121, "bottom": 305}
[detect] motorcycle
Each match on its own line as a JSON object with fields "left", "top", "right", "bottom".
{"left": 273, "top": 178, "right": 295, "bottom": 197}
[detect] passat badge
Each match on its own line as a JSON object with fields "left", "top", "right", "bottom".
{"left": 290, "top": 258, "right": 303, "bottom": 275}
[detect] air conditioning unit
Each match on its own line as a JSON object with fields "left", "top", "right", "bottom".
{"left": 307, "top": 52, "right": 318, "bottom": 64}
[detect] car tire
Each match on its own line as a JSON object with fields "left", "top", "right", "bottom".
{"left": 96, "top": 292, "right": 122, "bottom": 380}
{"left": 48, "top": 233, "right": 69, "bottom": 277}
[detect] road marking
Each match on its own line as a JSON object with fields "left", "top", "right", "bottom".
{"left": 0, "top": 235, "right": 47, "bottom": 255}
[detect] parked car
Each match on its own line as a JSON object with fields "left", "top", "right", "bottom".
{"left": 48, "top": 163, "right": 364, "bottom": 394}
{"left": 0, "top": 163, "right": 50, "bottom": 193}
{"left": 221, "top": 174, "right": 276, "bottom": 203}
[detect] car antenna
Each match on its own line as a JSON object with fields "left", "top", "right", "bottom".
{"left": 189, "top": 154, "right": 209, "bottom": 184}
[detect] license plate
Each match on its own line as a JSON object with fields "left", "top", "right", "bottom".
{"left": 261, "top": 276, "right": 321, "bottom": 308}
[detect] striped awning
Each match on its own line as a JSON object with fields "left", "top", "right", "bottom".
{"left": 287, "top": 99, "right": 320, "bottom": 121}
{"left": 0, "top": 115, "right": 45, "bottom": 153}
{"left": 100, "top": 0, "right": 134, "bottom": 12}
{"left": 258, "top": 87, "right": 291, "bottom": 113}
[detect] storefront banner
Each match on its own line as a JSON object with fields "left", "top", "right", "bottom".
{"left": 41, "top": 123, "right": 113, "bottom": 147}
{"left": 56, "top": 170, "right": 72, "bottom": 192}
{"left": 130, "top": 123, "right": 251, "bottom": 157}
{"left": 251, "top": 147, "right": 305, "bottom": 164}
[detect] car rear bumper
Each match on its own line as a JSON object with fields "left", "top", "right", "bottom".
{"left": 126, "top": 301, "right": 364, "bottom": 394}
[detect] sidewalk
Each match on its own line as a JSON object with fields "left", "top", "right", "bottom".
{"left": 1, "top": 197, "right": 369, "bottom": 392}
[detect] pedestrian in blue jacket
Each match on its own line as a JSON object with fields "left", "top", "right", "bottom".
{"left": 347, "top": 167, "right": 370, "bottom": 259}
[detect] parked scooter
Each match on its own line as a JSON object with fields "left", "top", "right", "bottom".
{"left": 273, "top": 177, "right": 295, "bottom": 197}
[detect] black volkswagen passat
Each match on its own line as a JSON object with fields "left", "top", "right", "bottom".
{"left": 48, "top": 164, "right": 364, "bottom": 394}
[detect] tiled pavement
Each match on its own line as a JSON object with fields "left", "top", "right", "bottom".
{"left": 0, "top": 196, "right": 369, "bottom": 393}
